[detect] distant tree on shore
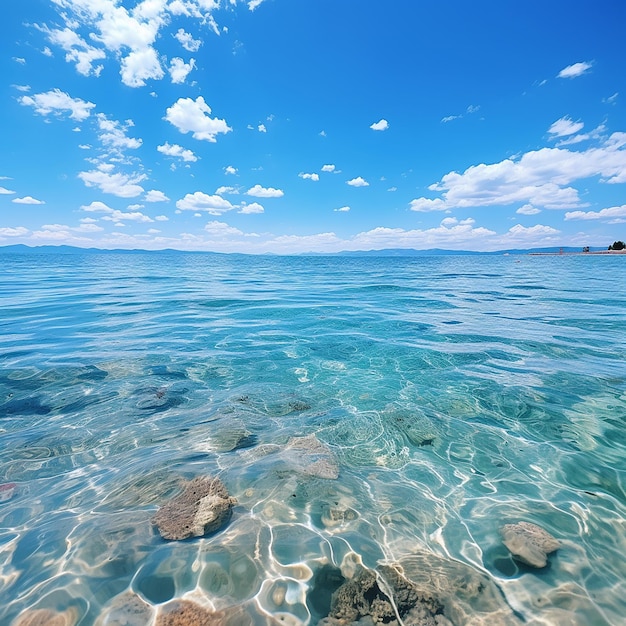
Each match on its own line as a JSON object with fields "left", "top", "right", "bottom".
{"left": 608, "top": 241, "right": 625, "bottom": 250}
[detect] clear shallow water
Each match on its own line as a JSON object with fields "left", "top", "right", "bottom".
{"left": 0, "top": 251, "right": 625, "bottom": 625}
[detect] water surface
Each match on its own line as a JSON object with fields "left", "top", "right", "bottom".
{"left": 1, "top": 252, "right": 625, "bottom": 625}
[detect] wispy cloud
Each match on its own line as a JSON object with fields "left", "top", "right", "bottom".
{"left": 19, "top": 88, "right": 95, "bottom": 121}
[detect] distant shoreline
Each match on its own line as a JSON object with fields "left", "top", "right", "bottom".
{"left": 528, "top": 250, "right": 626, "bottom": 256}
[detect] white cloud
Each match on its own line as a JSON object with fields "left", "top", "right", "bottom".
{"left": 216, "top": 186, "right": 238, "bottom": 195}
{"left": 81, "top": 201, "right": 114, "bottom": 213}
{"left": 409, "top": 133, "right": 626, "bottom": 211}
{"left": 145, "top": 190, "right": 169, "bottom": 202}
{"left": 321, "top": 164, "right": 335, "bottom": 173}
{"left": 155, "top": 215, "right": 169, "bottom": 221}
{"left": 516, "top": 204, "right": 541, "bottom": 215}
{"left": 370, "top": 119, "right": 389, "bottom": 131}
{"left": 96, "top": 114, "right": 142, "bottom": 150}
{"left": 504, "top": 223, "right": 560, "bottom": 239}
{"left": 79, "top": 169, "right": 146, "bottom": 197}
{"left": 441, "top": 115, "right": 460, "bottom": 123}
{"left": 387, "top": 186, "right": 397, "bottom": 192}
{"left": 258, "top": 123, "right": 267, "bottom": 133}
{"left": 205, "top": 221, "right": 244, "bottom": 236}
{"left": 0, "top": 186, "right": 16, "bottom": 195}
{"left": 409, "top": 198, "right": 447, "bottom": 212}
{"left": 157, "top": 142, "right": 198, "bottom": 162}
{"left": 45, "top": 27, "right": 106, "bottom": 77}
{"left": 548, "top": 116, "right": 584, "bottom": 138}
{"left": 558, "top": 61, "right": 592, "bottom": 79}
{"left": 13, "top": 85, "right": 30, "bottom": 92}
{"left": 12, "top": 196, "right": 45, "bottom": 205}
{"left": 176, "top": 191, "right": 235, "bottom": 214}
{"left": 13, "top": 57, "right": 26, "bottom": 64}
{"left": 246, "top": 184, "right": 284, "bottom": 198}
{"left": 248, "top": 0, "right": 266, "bottom": 10}
{"left": 0, "top": 227, "right": 29, "bottom": 237}
{"left": 334, "top": 206, "right": 350, "bottom": 212}
{"left": 174, "top": 28, "right": 202, "bottom": 52}
{"left": 224, "top": 165, "right": 238, "bottom": 175}
{"left": 169, "top": 57, "right": 196, "bottom": 84}
{"left": 120, "top": 47, "right": 164, "bottom": 87}
{"left": 603, "top": 93, "right": 619, "bottom": 105}
{"left": 80, "top": 200, "right": 153, "bottom": 222}
{"left": 19, "top": 88, "right": 95, "bottom": 121}
{"left": 299, "top": 172, "right": 320, "bottom": 181}
{"left": 239, "top": 202, "right": 264, "bottom": 214}
{"left": 564, "top": 205, "right": 626, "bottom": 221}
{"left": 165, "top": 96, "right": 231, "bottom": 142}
{"left": 346, "top": 177, "right": 369, "bottom": 187}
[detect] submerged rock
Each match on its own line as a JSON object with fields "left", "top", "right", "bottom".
{"left": 95, "top": 591, "right": 154, "bottom": 626}
{"left": 321, "top": 565, "right": 450, "bottom": 626}
{"left": 384, "top": 405, "right": 439, "bottom": 448}
{"left": 156, "top": 600, "right": 223, "bottom": 625}
{"left": 500, "top": 521, "right": 560, "bottom": 568}
{"left": 12, "top": 608, "right": 78, "bottom": 626}
{"left": 153, "top": 476, "right": 237, "bottom": 540}
{"left": 286, "top": 435, "right": 339, "bottom": 479}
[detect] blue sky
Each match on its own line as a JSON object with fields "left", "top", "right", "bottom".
{"left": 1, "top": 0, "right": 625, "bottom": 253}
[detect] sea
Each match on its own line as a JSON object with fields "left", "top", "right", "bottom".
{"left": 0, "top": 250, "right": 625, "bottom": 625}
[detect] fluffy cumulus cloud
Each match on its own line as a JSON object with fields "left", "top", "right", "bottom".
{"left": 42, "top": 0, "right": 181, "bottom": 87}
{"left": 224, "top": 165, "right": 238, "bottom": 175}
{"left": 410, "top": 133, "right": 626, "bottom": 211}
{"left": 157, "top": 142, "right": 198, "bottom": 162}
{"left": 12, "top": 196, "right": 45, "bottom": 204}
{"left": 145, "top": 189, "right": 169, "bottom": 202}
{"left": 299, "top": 172, "right": 319, "bottom": 181}
{"left": 565, "top": 205, "right": 626, "bottom": 221}
{"left": 246, "top": 184, "right": 284, "bottom": 198}
{"left": 19, "top": 88, "right": 95, "bottom": 121}
{"left": 96, "top": 114, "right": 142, "bottom": 150}
{"left": 121, "top": 47, "right": 164, "bottom": 87}
{"left": 165, "top": 96, "right": 231, "bottom": 142}
{"left": 174, "top": 28, "right": 202, "bottom": 52}
{"left": 548, "top": 117, "right": 584, "bottom": 138}
{"left": 334, "top": 206, "right": 350, "bottom": 212}
{"left": 516, "top": 204, "right": 541, "bottom": 215}
{"left": 176, "top": 191, "right": 235, "bottom": 214}
{"left": 169, "top": 57, "right": 196, "bottom": 84}
{"left": 0, "top": 186, "right": 16, "bottom": 195}
{"left": 0, "top": 226, "right": 30, "bottom": 237}
{"left": 239, "top": 202, "right": 264, "bottom": 214}
{"left": 346, "top": 177, "right": 369, "bottom": 187}
{"left": 370, "top": 119, "right": 389, "bottom": 131}
{"left": 80, "top": 200, "right": 153, "bottom": 222}
{"left": 321, "top": 164, "right": 336, "bottom": 173}
{"left": 45, "top": 28, "right": 106, "bottom": 77}
{"left": 558, "top": 61, "right": 593, "bottom": 79}
{"left": 78, "top": 169, "right": 146, "bottom": 197}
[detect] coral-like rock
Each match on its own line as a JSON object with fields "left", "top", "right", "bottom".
{"left": 153, "top": 476, "right": 236, "bottom": 541}
{"left": 325, "top": 565, "right": 450, "bottom": 626}
{"left": 156, "top": 600, "right": 223, "bottom": 626}
{"left": 500, "top": 521, "right": 560, "bottom": 568}
{"left": 286, "top": 435, "right": 339, "bottom": 479}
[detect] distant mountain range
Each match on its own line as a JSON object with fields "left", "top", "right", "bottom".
{"left": 0, "top": 243, "right": 609, "bottom": 256}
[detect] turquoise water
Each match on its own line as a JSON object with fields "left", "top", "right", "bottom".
{"left": 1, "top": 251, "right": 625, "bottom": 625}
